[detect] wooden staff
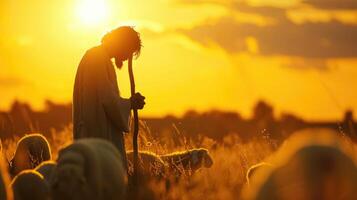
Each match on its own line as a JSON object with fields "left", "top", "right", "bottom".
{"left": 128, "top": 54, "right": 139, "bottom": 185}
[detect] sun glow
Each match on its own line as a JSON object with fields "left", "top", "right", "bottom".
{"left": 76, "top": 0, "right": 109, "bottom": 26}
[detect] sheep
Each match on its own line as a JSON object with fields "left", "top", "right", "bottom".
{"left": 245, "top": 162, "right": 273, "bottom": 186}
{"left": 126, "top": 150, "right": 167, "bottom": 178}
{"left": 35, "top": 161, "right": 56, "bottom": 183}
{"left": 0, "top": 154, "right": 13, "bottom": 200}
{"left": 50, "top": 138, "right": 127, "bottom": 200}
{"left": 243, "top": 130, "right": 357, "bottom": 200}
{"left": 160, "top": 148, "right": 213, "bottom": 176}
{"left": 9, "top": 134, "right": 52, "bottom": 177}
{"left": 11, "top": 170, "right": 50, "bottom": 200}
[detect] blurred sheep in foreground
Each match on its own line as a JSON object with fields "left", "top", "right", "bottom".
{"left": 9, "top": 134, "right": 52, "bottom": 177}
{"left": 0, "top": 154, "right": 13, "bottom": 200}
{"left": 35, "top": 161, "right": 56, "bottom": 183}
{"left": 246, "top": 162, "right": 273, "bottom": 186}
{"left": 160, "top": 148, "right": 213, "bottom": 176}
{"left": 11, "top": 170, "right": 50, "bottom": 200}
{"left": 50, "top": 138, "right": 127, "bottom": 200}
{"left": 126, "top": 150, "right": 167, "bottom": 178}
{"left": 243, "top": 129, "right": 357, "bottom": 200}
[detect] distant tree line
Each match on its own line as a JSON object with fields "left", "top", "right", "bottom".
{"left": 0, "top": 100, "right": 356, "bottom": 142}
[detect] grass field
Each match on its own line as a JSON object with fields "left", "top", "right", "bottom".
{"left": 3, "top": 121, "right": 357, "bottom": 200}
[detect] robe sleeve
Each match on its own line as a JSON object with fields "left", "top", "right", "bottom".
{"left": 88, "top": 51, "right": 132, "bottom": 132}
{"left": 101, "top": 90, "right": 131, "bottom": 133}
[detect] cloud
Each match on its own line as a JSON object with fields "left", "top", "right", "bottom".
{"left": 176, "top": 0, "right": 357, "bottom": 71}
{"left": 180, "top": 17, "right": 357, "bottom": 58}
{"left": 303, "top": 0, "right": 357, "bottom": 10}
{"left": 179, "top": 3, "right": 357, "bottom": 59}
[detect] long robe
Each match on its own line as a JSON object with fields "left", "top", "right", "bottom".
{"left": 73, "top": 45, "right": 131, "bottom": 166}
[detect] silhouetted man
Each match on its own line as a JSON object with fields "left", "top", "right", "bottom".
{"left": 73, "top": 26, "right": 145, "bottom": 167}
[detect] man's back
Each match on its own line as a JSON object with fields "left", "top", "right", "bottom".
{"left": 73, "top": 46, "right": 131, "bottom": 141}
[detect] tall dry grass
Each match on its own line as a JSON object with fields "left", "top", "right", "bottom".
{"left": 2, "top": 121, "right": 357, "bottom": 200}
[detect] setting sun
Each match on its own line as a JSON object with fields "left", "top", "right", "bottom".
{"left": 76, "top": 0, "right": 109, "bottom": 26}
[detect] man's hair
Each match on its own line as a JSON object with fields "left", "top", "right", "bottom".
{"left": 101, "top": 26, "right": 142, "bottom": 58}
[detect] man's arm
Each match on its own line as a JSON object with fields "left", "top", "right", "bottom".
{"left": 101, "top": 91, "right": 131, "bottom": 132}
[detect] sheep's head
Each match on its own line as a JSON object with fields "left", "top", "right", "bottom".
{"left": 11, "top": 134, "right": 52, "bottom": 176}
{"left": 202, "top": 150, "right": 214, "bottom": 168}
{"left": 51, "top": 152, "right": 91, "bottom": 200}
{"left": 189, "top": 148, "right": 213, "bottom": 170}
{"left": 191, "top": 149, "right": 213, "bottom": 169}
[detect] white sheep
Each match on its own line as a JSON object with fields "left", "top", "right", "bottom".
{"left": 50, "top": 138, "right": 127, "bottom": 200}
{"left": 0, "top": 154, "right": 13, "bottom": 200}
{"left": 160, "top": 148, "right": 213, "bottom": 176}
{"left": 35, "top": 161, "right": 56, "bottom": 183}
{"left": 126, "top": 150, "right": 167, "bottom": 178}
{"left": 9, "top": 134, "right": 52, "bottom": 177}
{"left": 11, "top": 170, "right": 50, "bottom": 200}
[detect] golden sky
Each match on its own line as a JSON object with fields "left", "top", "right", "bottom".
{"left": 1, "top": 0, "right": 357, "bottom": 120}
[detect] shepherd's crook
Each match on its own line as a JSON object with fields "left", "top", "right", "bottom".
{"left": 128, "top": 54, "right": 139, "bottom": 185}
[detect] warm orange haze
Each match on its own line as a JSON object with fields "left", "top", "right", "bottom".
{"left": 1, "top": 0, "right": 357, "bottom": 120}
{"left": 1, "top": 0, "right": 357, "bottom": 200}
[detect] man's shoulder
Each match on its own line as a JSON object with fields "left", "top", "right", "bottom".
{"left": 84, "top": 46, "right": 105, "bottom": 58}
{"left": 79, "top": 46, "right": 110, "bottom": 67}
{"left": 78, "top": 46, "right": 112, "bottom": 75}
